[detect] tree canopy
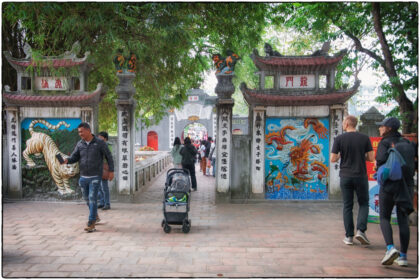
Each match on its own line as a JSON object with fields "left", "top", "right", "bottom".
{"left": 271, "top": 2, "right": 418, "bottom": 133}
{"left": 2, "top": 2, "right": 268, "bottom": 132}
{"left": 3, "top": 2, "right": 418, "bottom": 133}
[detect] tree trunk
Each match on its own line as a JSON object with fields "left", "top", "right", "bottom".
{"left": 371, "top": 3, "right": 415, "bottom": 133}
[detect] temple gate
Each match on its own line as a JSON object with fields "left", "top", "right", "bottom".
{"left": 239, "top": 43, "right": 360, "bottom": 200}
{"left": 2, "top": 42, "right": 105, "bottom": 198}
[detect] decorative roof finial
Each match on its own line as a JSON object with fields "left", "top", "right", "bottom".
{"left": 212, "top": 50, "right": 240, "bottom": 75}
{"left": 312, "top": 41, "right": 331, "bottom": 56}
{"left": 114, "top": 49, "right": 136, "bottom": 74}
{"left": 264, "top": 43, "right": 282, "bottom": 57}
{"left": 23, "top": 42, "right": 32, "bottom": 59}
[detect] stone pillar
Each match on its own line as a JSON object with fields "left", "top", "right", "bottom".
{"left": 329, "top": 105, "right": 345, "bottom": 198}
{"left": 81, "top": 107, "right": 94, "bottom": 130}
{"left": 212, "top": 112, "right": 217, "bottom": 140}
{"left": 115, "top": 73, "right": 137, "bottom": 196}
{"left": 250, "top": 106, "right": 266, "bottom": 197}
{"left": 5, "top": 107, "right": 22, "bottom": 198}
{"left": 169, "top": 113, "right": 175, "bottom": 149}
{"left": 214, "top": 74, "right": 235, "bottom": 201}
{"left": 359, "top": 106, "right": 384, "bottom": 137}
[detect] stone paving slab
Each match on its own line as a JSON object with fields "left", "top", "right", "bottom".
{"left": 2, "top": 164, "right": 418, "bottom": 277}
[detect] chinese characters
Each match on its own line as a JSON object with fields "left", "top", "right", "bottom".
{"left": 120, "top": 110, "right": 130, "bottom": 181}
{"left": 169, "top": 115, "right": 175, "bottom": 148}
{"left": 254, "top": 112, "right": 263, "bottom": 172}
{"left": 9, "top": 113, "right": 18, "bottom": 170}
{"left": 219, "top": 108, "right": 230, "bottom": 180}
{"left": 280, "top": 75, "right": 315, "bottom": 89}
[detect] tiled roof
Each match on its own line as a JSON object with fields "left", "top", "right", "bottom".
{"left": 2, "top": 84, "right": 104, "bottom": 107}
{"left": 251, "top": 51, "right": 346, "bottom": 72}
{"left": 240, "top": 81, "right": 360, "bottom": 106}
{"left": 8, "top": 58, "right": 87, "bottom": 68}
{"left": 3, "top": 50, "right": 91, "bottom": 70}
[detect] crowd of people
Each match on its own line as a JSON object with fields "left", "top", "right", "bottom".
{"left": 171, "top": 136, "right": 216, "bottom": 192}
{"left": 60, "top": 119, "right": 416, "bottom": 268}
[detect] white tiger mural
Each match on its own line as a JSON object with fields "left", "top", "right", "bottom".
{"left": 22, "top": 119, "right": 79, "bottom": 195}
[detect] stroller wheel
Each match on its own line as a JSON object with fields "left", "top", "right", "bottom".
{"left": 163, "top": 224, "right": 171, "bottom": 233}
{"left": 161, "top": 219, "right": 165, "bottom": 228}
{"left": 182, "top": 219, "right": 190, "bottom": 233}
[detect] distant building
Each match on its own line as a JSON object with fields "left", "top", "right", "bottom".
{"left": 135, "top": 89, "right": 249, "bottom": 151}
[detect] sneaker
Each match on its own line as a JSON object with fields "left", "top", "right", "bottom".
{"left": 355, "top": 230, "right": 370, "bottom": 245}
{"left": 96, "top": 215, "right": 101, "bottom": 224}
{"left": 343, "top": 236, "right": 353, "bottom": 245}
{"left": 84, "top": 221, "right": 96, "bottom": 232}
{"left": 98, "top": 204, "right": 104, "bottom": 209}
{"left": 394, "top": 256, "right": 408, "bottom": 267}
{"left": 381, "top": 247, "right": 399, "bottom": 265}
{"left": 103, "top": 205, "right": 111, "bottom": 210}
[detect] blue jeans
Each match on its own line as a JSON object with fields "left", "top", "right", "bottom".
{"left": 79, "top": 176, "right": 101, "bottom": 222}
{"left": 211, "top": 158, "right": 216, "bottom": 177}
{"left": 340, "top": 176, "right": 369, "bottom": 237}
{"left": 98, "top": 179, "right": 110, "bottom": 206}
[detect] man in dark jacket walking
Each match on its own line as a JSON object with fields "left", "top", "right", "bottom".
{"left": 180, "top": 137, "right": 198, "bottom": 191}
{"left": 63, "top": 122, "right": 114, "bottom": 232}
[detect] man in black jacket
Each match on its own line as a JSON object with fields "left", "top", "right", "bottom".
{"left": 180, "top": 137, "right": 197, "bottom": 191}
{"left": 63, "top": 122, "right": 114, "bottom": 232}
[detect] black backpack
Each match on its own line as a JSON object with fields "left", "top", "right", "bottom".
{"left": 394, "top": 138, "right": 416, "bottom": 177}
{"left": 181, "top": 145, "right": 196, "bottom": 165}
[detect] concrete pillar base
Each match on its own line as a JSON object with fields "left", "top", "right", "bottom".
{"left": 250, "top": 193, "right": 265, "bottom": 200}
{"left": 6, "top": 190, "right": 22, "bottom": 199}
{"left": 215, "top": 191, "right": 231, "bottom": 204}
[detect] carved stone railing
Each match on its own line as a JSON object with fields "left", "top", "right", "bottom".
{"left": 133, "top": 151, "right": 172, "bottom": 192}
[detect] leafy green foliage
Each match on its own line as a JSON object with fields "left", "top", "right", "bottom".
{"left": 269, "top": 2, "right": 418, "bottom": 133}
{"left": 3, "top": 3, "right": 268, "bottom": 133}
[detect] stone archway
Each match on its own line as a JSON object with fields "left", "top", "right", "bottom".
{"left": 182, "top": 122, "right": 208, "bottom": 144}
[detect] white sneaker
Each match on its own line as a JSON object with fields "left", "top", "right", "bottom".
{"left": 394, "top": 257, "right": 408, "bottom": 267}
{"left": 355, "top": 230, "right": 370, "bottom": 245}
{"left": 343, "top": 236, "right": 353, "bottom": 245}
{"left": 381, "top": 248, "right": 399, "bottom": 265}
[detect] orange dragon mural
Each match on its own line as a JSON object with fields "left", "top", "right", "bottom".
{"left": 265, "top": 125, "right": 295, "bottom": 151}
{"left": 304, "top": 118, "right": 328, "bottom": 139}
{"left": 265, "top": 117, "right": 329, "bottom": 200}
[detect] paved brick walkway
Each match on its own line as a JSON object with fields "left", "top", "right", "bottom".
{"left": 2, "top": 164, "right": 418, "bottom": 277}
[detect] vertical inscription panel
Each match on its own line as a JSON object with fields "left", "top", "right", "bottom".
{"left": 118, "top": 107, "right": 131, "bottom": 194}
{"left": 6, "top": 108, "right": 22, "bottom": 195}
{"left": 216, "top": 105, "right": 232, "bottom": 193}
{"left": 251, "top": 109, "right": 265, "bottom": 193}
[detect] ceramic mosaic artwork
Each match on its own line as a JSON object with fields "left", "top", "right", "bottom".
{"left": 20, "top": 118, "right": 81, "bottom": 196}
{"left": 265, "top": 117, "right": 330, "bottom": 200}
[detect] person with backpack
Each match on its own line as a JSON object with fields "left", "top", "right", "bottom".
{"left": 205, "top": 137, "right": 213, "bottom": 176}
{"left": 375, "top": 117, "right": 416, "bottom": 267}
{"left": 208, "top": 138, "right": 216, "bottom": 177}
{"left": 180, "top": 137, "right": 198, "bottom": 191}
{"left": 170, "top": 137, "right": 183, "bottom": 168}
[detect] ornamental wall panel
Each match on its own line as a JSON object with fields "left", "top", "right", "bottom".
{"left": 251, "top": 108, "right": 265, "bottom": 194}
{"left": 265, "top": 117, "right": 329, "bottom": 200}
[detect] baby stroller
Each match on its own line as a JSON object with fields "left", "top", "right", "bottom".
{"left": 161, "top": 168, "right": 191, "bottom": 233}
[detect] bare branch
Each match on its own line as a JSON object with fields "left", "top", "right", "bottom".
{"left": 343, "top": 30, "right": 386, "bottom": 69}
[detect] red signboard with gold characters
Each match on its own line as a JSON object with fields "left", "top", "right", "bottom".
{"left": 367, "top": 137, "right": 398, "bottom": 224}
{"left": 366, "top": 137, "right": 381, "bottom": 181}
